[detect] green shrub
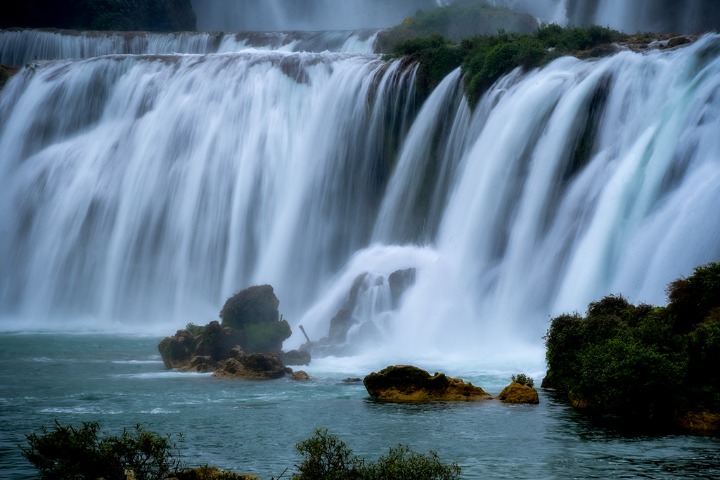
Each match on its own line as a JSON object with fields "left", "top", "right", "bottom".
{"left": 361, "top": 445, "right": 461, "bottom": 480}
{"left": 545, "top": 262, "right": 720, "bottom": 423}
{"left": 292, "top": 428, "right": 361, "bottom": 480}
{"left": 244, "top": 319, "right": 292, "bottom": 353}
{"left": 511, "top": 373, "right": 534, "bottom": 388}
{"left": 21, "top": 421, "right": 181, "bottom": 480}
{"left": 291, "top": 428, "right": 460, "bottom": 480}
{"left": 389, "top": 23, "right": 625, "bottom": 108}
{"left": 667, "top": 262, "right": 720, "bottom": 331}
{"left": 390, "top": 35, "right": 464, "bottom": 97}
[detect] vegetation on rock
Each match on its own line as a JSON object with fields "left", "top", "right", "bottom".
{"left": 511, "top": 373, "right": 534, "bottom": 388}
{"left": 375, "top": 0, "right": 537, "bottom": 53}
{"left": 0, "top": 0, "right": 196, "bottom": 31}
{"left": 292, "top": 428, "right": 461, "bottom": 480}
{"left": 544, "top": 262, "right": 720, "bottom": 430}
{"left": 388, "top": 23, "right": 626, "bottom": 106}
{"left": 363, "top": 365, "right": 491, "bottom": 402}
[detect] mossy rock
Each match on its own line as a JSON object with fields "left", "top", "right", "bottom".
{"left": 499, "top": 381, "right": 539, "bottom": 404}
{"left": 364, "top": 365, "right": 491, "bottom": 402}
{"left": 220, "top": 285, "right": 279, "bottom": 329}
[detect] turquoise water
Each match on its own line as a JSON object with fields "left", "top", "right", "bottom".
{"left": 1, "top": 333, "right": 718, "bottom": 479}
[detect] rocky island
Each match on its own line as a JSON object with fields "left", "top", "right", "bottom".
{"left": 158, "top": 284, "right": 309, "bottom": 380}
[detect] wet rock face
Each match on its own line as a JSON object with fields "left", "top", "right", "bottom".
{"left": 325, "top": 268, "right": 418, "bottom": 349}
{"left": 363, "top": 365, "right": 491, "bottom": 402}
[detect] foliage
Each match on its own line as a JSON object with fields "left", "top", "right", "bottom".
{"left": 388, "top": 23, "right": 625, "bottom": 108}
{"left": 361, "top": 445, "right": 461, "bottom": 480}
{"left": 185, "top": 322, "right": 206, "bottom": 337}
{"left": 244, "top": 319, "right": 292, "bottom": 353}
{"left": 292, "top": 428, "right": 361, "bottom": 480}
{"left": 291, "top": 428, "right": 461, "bottom": 480}
{"left": 511, "top": 373, "right": 534, "bottom": 388}
{"left": 375, "top": 0, "right": 537, "bottom": 53}
{"left": 388, "top": 35, "right": 464, "bottom": 97}
{"left": 545, "top": 262, "right": 720, "bottom": 421}
{"left": 667, "top": 262, "right": 720, "bottom": 331}
{"left": 21, "top": 421, "right": 182, "bottom": 480}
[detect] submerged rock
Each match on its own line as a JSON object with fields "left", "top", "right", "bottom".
{"left": 363, "top": 365, "right": 491, "bottom": 402}
{"left": 168, "top": 466, "right": 257, "bottom": 479}
{"left": 291, "top": 370, "right": 311, "bottom": 381}
{"left": 498, "top": 381, "right": 540, "bottom": 404}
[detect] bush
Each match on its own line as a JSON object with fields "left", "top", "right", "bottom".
{"left": 389, "top": 23, "right": 625, "bottom": 108}
{"left": 292, "top": 428, "right": 361, "bottom": 480}
{"left": 291, "top": 428, "right": 461, "bottom": 480}
{"left": 545, "top": 262, "right": 720, "bottom": 424}
{"left": 21, "top": 421, "right": 182, "bottom": 480}
{"left": 390, "top": 35, "right": 464, "bottom": 97}
{"left": 511, "top": 373, "right": 534, "bottom": 388}
{"left": 361, "top": 445, "right": 461, "bottom": 480}
{"left": 667, "top": 262, "right": 720, "bottom": 331}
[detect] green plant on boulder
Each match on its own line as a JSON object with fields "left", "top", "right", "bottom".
{"left": 511, "top": 373, "right": 534, "bottom": 388}
{"left": 244, "top": 320, "right": 292, "bottom": 353}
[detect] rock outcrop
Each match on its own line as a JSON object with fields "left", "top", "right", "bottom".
{"left": 219, "top": 285, "right": 291, "bottom": 354}
{"left": 158, "top": 284, "right": 305, "bottom": 378}
{"left": 213, "top": 347, "right": 289, "bottom": 380}
{"left": 291, "top": 370, "right": 311, "bottom": 381}
{"left": 280, "top": 349, "right": 311, "bottom": 366}
{"left": 363, "top": 365, "right": 491, "bottom": 402}
{"left": 313, "top": 268, "right": 418, "bottom": 354}
{"left": 498, "top": 381, "right": 540, "bottom": 404}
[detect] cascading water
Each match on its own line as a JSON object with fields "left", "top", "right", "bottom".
{"left": 485, "top": 0, "right": 720, "bottom": 34}
{"left": 0, "top": 29, "right": 378, "bottom": 66}
{"left": 1, "top": 23, "right": 719, "bottom": 363}
{"left": 190, "top": 0, "right": 446, "bottom": 31}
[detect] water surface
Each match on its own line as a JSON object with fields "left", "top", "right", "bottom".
{"left": 1, "top": 334, "right": 718, "bottom": 479}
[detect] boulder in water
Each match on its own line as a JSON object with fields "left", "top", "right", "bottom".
{"left": 158, "top": 285, "right": 306, "bottom": 373}
{"left": 158, "top": 329, "right": 197, "bottom": 369}
{"left": 213, "top": 348, "right": 289, "bottom": 380}
{"left": 498, "top": 381, "right": 540, "bottom": 404}
{"left": 363, "top": 365, "right": 491, "bottom": 402}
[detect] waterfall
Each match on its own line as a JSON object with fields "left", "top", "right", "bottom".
{"left": 485, "top": 0, "right": 720, "bottom": 34}
{"left": 1, "top": 31, "right": 719, "bottom": 359}
{"left": 190, "top": 0, "right": 444, "bottom": 31}
{"left": 0, "top": 29, "right": 378, "bottom": 66}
